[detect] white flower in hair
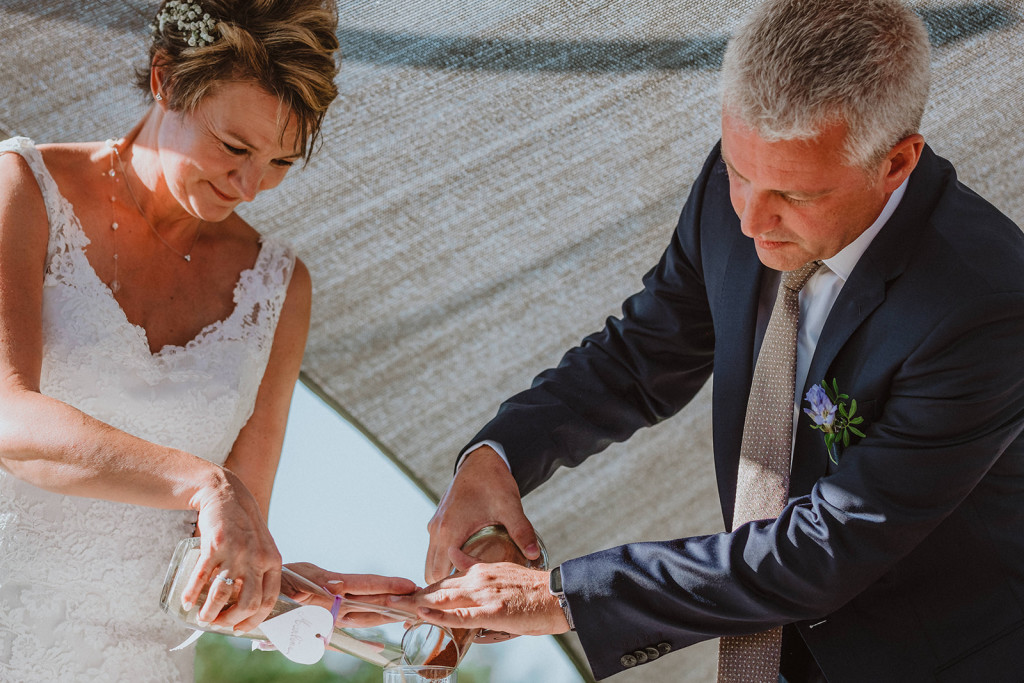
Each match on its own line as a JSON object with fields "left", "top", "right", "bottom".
{"left": 155, "top": 0, "right": 219, "bottom": 48}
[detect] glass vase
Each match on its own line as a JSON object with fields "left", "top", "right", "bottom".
{"left": 160, "top": 537, "right": 458, "bottom": 667}
{"left": 383, "top": 665, "right": 457, "bottom": 682}
{"left": 417, "top": 525, "right": 548, "bottom": 668}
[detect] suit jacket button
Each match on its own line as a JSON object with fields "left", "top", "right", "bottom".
{"left": 657, "top": 642, "right": 672, "bottom": 655}
{"left": 633, "top": 649, "right": 649, "bottom": 664}
{"left": 645, "top": 646, "right": 661, "bottom": 660}
{"left": 620, "top": 654, "right": 638, "bottom": 668}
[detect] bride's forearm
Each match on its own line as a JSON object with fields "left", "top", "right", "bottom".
{"left": 0, "top": 385, "right": 223, "bottom": 511}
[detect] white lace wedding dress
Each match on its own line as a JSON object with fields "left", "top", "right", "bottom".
{"left": 0, "top": 137, "right": 297, "bottom": 681}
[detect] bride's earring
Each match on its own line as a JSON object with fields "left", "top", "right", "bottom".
{"left": 154, "top": 92, "right": 163, "bottom": 101}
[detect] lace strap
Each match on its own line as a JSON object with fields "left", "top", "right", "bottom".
{"left": 251, "top": 236, "right": 296, "bottom": 306}
{"left": 232, "top": 236, "right": 296, "bottom": 349}
{"left": 0, "top": 136, "right": 89, "bottom": 262}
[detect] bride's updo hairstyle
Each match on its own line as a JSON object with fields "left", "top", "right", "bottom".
{"left": 135, "top": 0, "right": 340, "bottom": 161}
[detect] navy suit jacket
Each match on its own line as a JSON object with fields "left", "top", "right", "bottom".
{"left": 468, "top": 144, "right": 1024, "bottom": 681}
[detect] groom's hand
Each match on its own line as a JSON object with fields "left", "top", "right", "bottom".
{"left": 394, "top": 548, "right": 570, "bottom": 636}
{"left": 425, "top": 446, "right": 539, "bottom": 583}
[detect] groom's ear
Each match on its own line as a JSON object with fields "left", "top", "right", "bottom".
{"left": 880, "top": 133, "right": 924, "bottom": 193}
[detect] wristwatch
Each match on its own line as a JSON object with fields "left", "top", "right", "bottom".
{"left": 549, "top": 565, "right": 576, "bottom": 631}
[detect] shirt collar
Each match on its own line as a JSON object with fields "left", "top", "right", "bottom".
{"left": 822, "top": 177, "right": 909, "bottom": 282}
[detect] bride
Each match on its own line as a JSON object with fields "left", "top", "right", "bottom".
{"left": 0, "top": 1, "right": 414, "bottom": 680}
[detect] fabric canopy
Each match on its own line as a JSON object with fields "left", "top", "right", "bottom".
{"left": 3, "top": 1, "right": 1022, "bottom": 679}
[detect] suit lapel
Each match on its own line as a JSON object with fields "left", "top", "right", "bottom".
{"left": 789, "top": 258, "right": 889, "bottom": 495}
{"left": 788, "top": 146, "right": 946, "bottom": 495}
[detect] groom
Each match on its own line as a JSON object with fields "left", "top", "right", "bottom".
{"left": 392, "top": 0, "right": 1024, "bottom": 680}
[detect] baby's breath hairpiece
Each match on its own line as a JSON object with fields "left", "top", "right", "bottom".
{"left": 154, "top": 1, "right": 219, "bottom": 48}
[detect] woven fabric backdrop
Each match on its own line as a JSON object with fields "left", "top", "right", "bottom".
{"left": 2, "top": 1, "right": 1022, "bottom": 680}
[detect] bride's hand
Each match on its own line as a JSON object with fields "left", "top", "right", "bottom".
{"left": 181, "top": 467, "right": 282, "bottom": 634}
{"left": 285, "top": 562, "right": 419, "bottom": 627}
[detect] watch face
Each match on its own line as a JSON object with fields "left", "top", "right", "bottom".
{"left": 549, "top": 565, "right": 563, "bottom": 594}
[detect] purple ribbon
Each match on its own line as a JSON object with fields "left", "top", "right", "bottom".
{"left": 323, "top": 593, "right": 343, "bottom": 647}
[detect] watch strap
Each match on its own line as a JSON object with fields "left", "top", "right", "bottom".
{"left": 549, "top": 566, "right": 576, "bottom": 631}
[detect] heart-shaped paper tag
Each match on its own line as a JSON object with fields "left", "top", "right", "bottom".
{"left": 258, "top": 605, "right": 334, "bottom": 665}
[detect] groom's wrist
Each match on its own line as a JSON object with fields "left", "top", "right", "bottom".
{"left": 548, "top": 565, "right": 576, "bottom": 632}
{"left": 456, "top": 441, "right": 511, "bottom": 473}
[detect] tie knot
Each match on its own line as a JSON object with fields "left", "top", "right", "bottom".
{"left": 782, "top": 260, "right": 823, "bottom": 293}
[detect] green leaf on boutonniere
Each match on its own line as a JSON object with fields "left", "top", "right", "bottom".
{"left": 803, "top": 379, "right": 867, "bottom": 465}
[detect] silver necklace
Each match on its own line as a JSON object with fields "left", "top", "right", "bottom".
{"left": 104, "top": 140, "right": 122, "bottom": 293}
{"left": 108, "top": 139, "right": 203, "bottom": 266}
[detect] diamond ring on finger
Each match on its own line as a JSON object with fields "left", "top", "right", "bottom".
{"left": 214, "top": 572, "right": 236, "bottom": 586}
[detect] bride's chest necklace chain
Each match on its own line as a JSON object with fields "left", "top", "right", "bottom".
{"left": 104, "top": 139, "right": 203, "bottom": 294}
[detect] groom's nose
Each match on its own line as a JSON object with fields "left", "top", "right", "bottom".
{"left": 737, "top": 189, "right": 782, "bottom": 238}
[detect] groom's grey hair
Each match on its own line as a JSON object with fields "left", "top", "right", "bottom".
{"left": 720, "top": 0, "right": 932, "bottom": 170}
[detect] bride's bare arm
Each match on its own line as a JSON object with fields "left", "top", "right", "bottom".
{"left": 215, "top": 256, "right": 312, "bottom": 630}
{"left": 221, "top": 258, "right": 311, "bottom": 516}
{"left": 0, "top": 151, "right": 280, "bottom": 631}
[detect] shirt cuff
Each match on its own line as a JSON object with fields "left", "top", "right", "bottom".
{"left": 456, "top": 440, "right": 512, "bottom": 473}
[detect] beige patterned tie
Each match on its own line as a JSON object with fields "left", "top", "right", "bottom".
{"left": 717, "top": 260, "right": 822, "bottom": 683}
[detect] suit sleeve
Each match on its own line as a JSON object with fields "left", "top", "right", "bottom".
{"left": 560, "top": 286, "right": 1024, "bottom": 679}
{"left": 466, "top": 146, "right": 724, "bottom": 495}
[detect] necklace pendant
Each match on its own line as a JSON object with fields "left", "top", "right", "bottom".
{"left": 110, "top": 279, "right": 121, "bottom": 294}
{"left": 184, "top": 254, "right": 191, "bottom": 262}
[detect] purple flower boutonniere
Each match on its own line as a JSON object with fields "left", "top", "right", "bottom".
{"left": 804, "top": 379, "right": 866, "bottom": 464}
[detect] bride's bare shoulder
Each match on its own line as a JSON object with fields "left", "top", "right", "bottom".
{"left": 29, "top": 143, "right": 118, "bottom": 217}
{"left": 36, "top": 141, "right": 110, "bottom": 184}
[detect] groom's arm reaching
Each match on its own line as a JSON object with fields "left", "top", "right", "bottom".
{"left": 423, "top": 145, "right": 724, "bottom": 583}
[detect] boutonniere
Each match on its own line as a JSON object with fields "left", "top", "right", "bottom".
{"left": 803, "top": 379, "right": 865, "bottom": 464}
